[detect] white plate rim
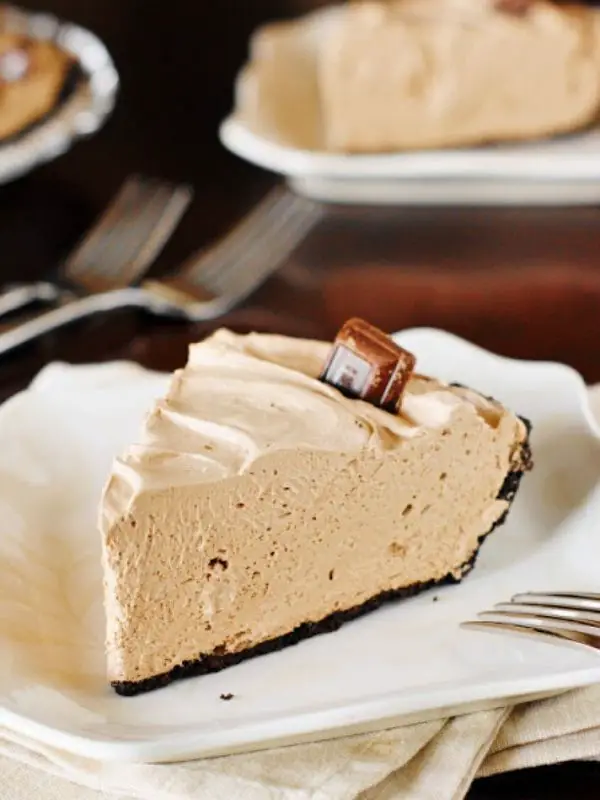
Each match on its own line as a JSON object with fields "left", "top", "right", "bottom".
{"left": 220, "top": 116, "right": 600, "bottom": 182}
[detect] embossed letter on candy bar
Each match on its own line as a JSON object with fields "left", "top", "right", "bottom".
{"left": 320, "top": 318, "right": 416, "bottom": 413}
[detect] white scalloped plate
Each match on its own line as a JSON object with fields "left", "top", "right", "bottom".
{"left": 1, "top": 329, "right": 600, "bottom": 763}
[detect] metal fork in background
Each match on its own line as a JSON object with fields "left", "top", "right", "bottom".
{"left": 462, "top": 591, "right": 600, "bottom": 652}
{"left": 142, "top": 187, "right": 322, "bottom": 315}
{"left": 0, "top": 175, "right": 193, "bottom": 319}
{"left": 0, "top": 187, "right": 323, "bottom": 356}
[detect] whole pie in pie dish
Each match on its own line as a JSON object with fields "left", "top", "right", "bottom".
{"left": 0, "top": 7, "right": 78, "bottom": 142}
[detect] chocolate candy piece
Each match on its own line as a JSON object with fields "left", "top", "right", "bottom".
{"left": 320, "top": 318, "right": 416, "bottom": 413}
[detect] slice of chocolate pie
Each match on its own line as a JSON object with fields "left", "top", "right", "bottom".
{"left": 100, "top": 321, "right": 532, "bottom": 696}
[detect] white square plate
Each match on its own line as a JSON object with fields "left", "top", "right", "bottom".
{"left": 1, "top": 328, "right": 600, "bottom": 763}
{"left": 219, "top": 6, "right": 600, "bottom": 205}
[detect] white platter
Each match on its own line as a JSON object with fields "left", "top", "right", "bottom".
{"left": 220, "top": 5, "right": 600, "bottom": 205}
{"left": 0, "top": 5, "right": 118, "bottom": 185}
{"left": 1, "top": 329, "right": 600, "bottom": 763}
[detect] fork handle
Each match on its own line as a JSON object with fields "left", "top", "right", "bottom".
{"left": 0, "top": 288, "right": 155, "bottom": 356}
{"left": 0, "top": 282, "right": 63, "bottom": 319}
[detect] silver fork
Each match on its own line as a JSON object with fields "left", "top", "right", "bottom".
{"left": 0, "top": 175, "right": 193, "bottom": 319}
{"left": 462, "top": 592, "right": 600, "bottom": 652}
{"left": 0, "top": 187, "right": 322, "bottom": 356}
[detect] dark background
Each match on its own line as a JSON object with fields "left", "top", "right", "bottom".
{"left": 2, "top": 1, "right": 600, "bottom": 796}
{"left": 5, "top": 0, "right": 600, "bottom": 388}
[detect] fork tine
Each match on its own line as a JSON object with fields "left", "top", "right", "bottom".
{"left": 492, "top": 602, "right": 600, "bottom": 624}
{"left": 203, "top": 193, "right": 315, "bottom": 290}
{"left": 68, "top": 186, "right": 168, "bottom": 286}
{"left": 512, "top": 592, "right": 600, "bottom": 611}
{"left": 477, "top": 609, "right": 600, "bottom": 635}
{"left": 206, "top": 201, "right": 321, "bottom": 304}
{"left": 64, "top": 177, "right": 193, "bottom": 292}
{"left": 62, "top": 176, "right": 148, "bottom": 279}
{"left": 461, "top": 620, "right": 600, "bottom": 651}
{"left": 207, "top": 195, "right": 321, "bottom": 296}
{"left": 177, "top": 187, "right": 291, "bottom": 284}
{"left": 66, "top": 179, "right": 193, "bottom": 289}
{"left": 179, "top": 189, "right": 318, "bottom": 288}
{"left": 121, "top": 185, "right": 193, "bottom": 283}
{"left": 495, "top": 602, "right": 600, "bottom": 624}
{"left": 88, "top": 183, "right": 192, "bottom": 284}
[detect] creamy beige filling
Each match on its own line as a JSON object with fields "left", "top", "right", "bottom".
{"left": 318, "top": 0, "right": 600, "bottom": 151}
{"left": 100, "top": 330, "right": 527, "bottom": 684}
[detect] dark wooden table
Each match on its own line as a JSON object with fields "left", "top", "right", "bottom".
{"left": 2, "top": 0, "right": 600, "bottom": 796}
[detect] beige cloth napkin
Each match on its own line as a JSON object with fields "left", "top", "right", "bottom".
{"left": 3, "top": 386, "right": 600, "bottom": 800}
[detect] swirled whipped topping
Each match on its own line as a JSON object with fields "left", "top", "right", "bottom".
{"left": 101, "top": 329, "right": 504, "bottom": 530}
